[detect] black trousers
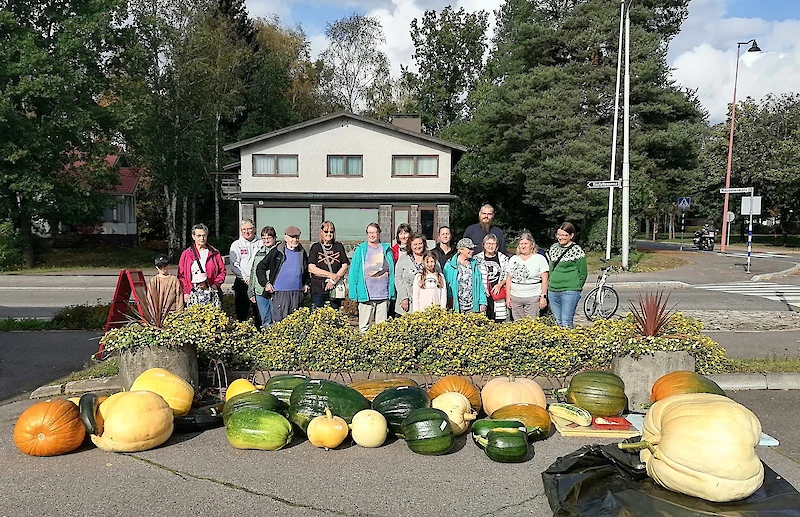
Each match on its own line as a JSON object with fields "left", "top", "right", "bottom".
{"left": 233, "top": 277, "right": 261, "bottom": 327}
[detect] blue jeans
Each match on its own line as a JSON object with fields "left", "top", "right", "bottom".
{"left": 256, "top": 295, "right": 273, "bottom": 327}
{"left": 311, "top": 293, "right": 342, "bottom": 310}
{"left": 549, "top": 290, "right": 582, "bottom": 328}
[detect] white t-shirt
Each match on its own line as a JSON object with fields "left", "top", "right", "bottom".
{"left": 507, "top": 253, "right": 549, "bottom": 298}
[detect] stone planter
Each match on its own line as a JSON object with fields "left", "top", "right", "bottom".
{"left": 118, "top": 344, "right": 199, "bottom": 390}
{"left": 611, "top": 351, "right": 695, "bottom": 413}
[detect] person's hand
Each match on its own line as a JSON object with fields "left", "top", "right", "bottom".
{"left": 401, "top": 299, "right": 409, "bottom": 312}
{"left": 249, "top": 296, "right": 256, "bottom": 303}
{"left": 506, "top": 297, "right": 512, "bottom": 309}
{"left": 303, "top": 285, "right": 310, "bottom": 294}
{"left": 539, "top": 296, "right": 548, "bottom": 309}
{"left": 265, "top": 283, "right": 274, "bottom": 293}
{"left": 243, "top": 277, "right": 250, "bottom": 285}
{"left": 479, "top": 304, "right": 487, "bottom": 313}
{"left": 492, "top": 285, "right": 501, "bottom": 296}
{"left": 325, "top": 278, "right": 335, "bottom": 290}
{"left": 183, "top": 294, "right": 190, "bottom": 303}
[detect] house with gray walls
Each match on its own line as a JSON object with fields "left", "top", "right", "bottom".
{"left": 220, "top": 112, "right": 466, "bottom": 244}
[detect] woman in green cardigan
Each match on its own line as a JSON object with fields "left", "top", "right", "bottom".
{"left": 547, "top": 222, "right": 588, "bottom": 328}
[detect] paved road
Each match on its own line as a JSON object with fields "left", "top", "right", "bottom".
{"left": 0, "top": 331, "right": 101, "bottom": 402}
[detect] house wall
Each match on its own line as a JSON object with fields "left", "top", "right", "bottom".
{"left": 238, "top": 119, "right": 452, "bottom": 195}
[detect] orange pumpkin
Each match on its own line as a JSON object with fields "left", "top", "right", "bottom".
{"left": 650, "top": 371, "right": 725, "bottom": 403}
{"left": 491, "top": 403, "right": 552, "bottom": 440}
{"left": 428, "top": 376, "right": 482, "bottom": 413}
{"left": 13, "top": 399, "right": 86, "bottom": 456}
{"left": 348, "top": 378, "right": 418, "bottom": 401}
{"left": 481, "top": 376, "right": 546, "bottom": 415}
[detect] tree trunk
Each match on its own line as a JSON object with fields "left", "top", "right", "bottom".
{"left": 13, "top": 194, "right": 35, "bottom": 268}
{"left": 164, "top": 185, "right": 178, "bottom": 256}
{"left": 214, "top": 112, "right": 221, "bottom": 238}
{"left": 181, "top": 195, "right": 188, "bottom": 250}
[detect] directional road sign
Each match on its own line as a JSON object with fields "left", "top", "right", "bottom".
{"left": 677, "top": 197, "right": 690, "bottom": 211}
{"left": 720, "top": 187, "right": 753, "bottom": 194}
{"left": 587, "top": 180, "right": 622, "bottom": 189}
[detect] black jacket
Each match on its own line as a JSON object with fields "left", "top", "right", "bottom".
{"left": 255, "top": 243, "right": 310, "bottom": 298}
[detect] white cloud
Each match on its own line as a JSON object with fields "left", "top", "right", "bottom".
{"left": 668, "top": 0, "right": 800, "bottom": 123}
{"left": 246, "top": 0, "right": 292, "bottom": 21}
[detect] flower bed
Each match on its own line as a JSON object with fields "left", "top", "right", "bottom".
{"left": 99, "top": 305, "right": 734, "bottom": 377}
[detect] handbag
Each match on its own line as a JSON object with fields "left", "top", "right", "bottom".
{"left": 488, "top": 280, "right": 507, "bottom": 301}
{"left": 322, "top": 244, "right": 347, "bottom": 299}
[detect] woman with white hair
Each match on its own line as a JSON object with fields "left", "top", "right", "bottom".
{"left": 475, "top": 233, "right": 510, "bottom": 322}
{"left": 504, "top": 231, "right": 549, "bottom": 320}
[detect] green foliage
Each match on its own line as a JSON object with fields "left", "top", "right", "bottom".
{"left": 0, "top": 221, "right": 23, "bottom": 271}
{"left": 99, "top": 305, "right": 733, "bottom": 375}
{"left": 51, "top": 304, "right": 111, "bottom": 330}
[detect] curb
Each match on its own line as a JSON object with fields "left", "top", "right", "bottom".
{"left": 612, "top": 281, "right": 690, "bottom": 289}
{"left": 752, "top": 262, "right": 800, "bottom": 282}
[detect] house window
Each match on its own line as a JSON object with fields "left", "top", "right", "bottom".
{"left": 324, "top": 208, "right": 378, "bottom": 241}
{"left": 328, "top": 156, "right": 363, "bottom": 177}
{"left": 252, "top": 154, "right": 298, "bottom": 176}
{"left": 255, "top": 207, "right": 310, "bottom": 240}
{"left": 392, "top": 156, "right": 439, "bottom": 177}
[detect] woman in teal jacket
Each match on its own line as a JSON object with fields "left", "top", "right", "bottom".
{"left": 349, "top": 223, "right": 396, "bottom": 331}
{"left": 443, "top": 238, "right": 487, "bottom": 314}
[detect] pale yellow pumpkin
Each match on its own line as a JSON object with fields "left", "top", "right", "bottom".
{"left": 621, "top": 393, "right": 763, "bottom": 502}
{"left": 226, "top": 378, "right": 258, "bottom": 401}
{"left": 307, "top": 408, "right": 349, "bottom": 450}
{"left": 130, "top": 368, "right": 194, "bottom": 416}
{"left": 90, "top": 391, "right": 174, "bottom": 453}
{"left": 349, "top": 409, "right": 388, "bottom": 448}
{"left": 481, "top": 376, "right": 546, "bottom": 415}
{"left": 432, "top": 392, "right": 477, "bottom": 435}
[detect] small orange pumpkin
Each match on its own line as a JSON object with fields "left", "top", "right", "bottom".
{"left": 428, "top": 376, "right": 482, "bottom": 413}
{"left": 13, "top": 399, "right": 86, "bottom": 456}
{"left": 481, "top": 376, "right": 546, "bottom": 415}
{"left": 650, "top": 371, "right": 725, "bottom": 403}
{"left": 491, "top": 403, "right": 551, "bottom": 440}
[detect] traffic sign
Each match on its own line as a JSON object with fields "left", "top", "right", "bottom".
{"left": 720, "top": 187, "right": 753, "bottom": 194}
{"left": 587, "top": 180, "right": 622, "bottom": 189}
{"left": 726, "top": 211, "right": 735, "bottom": 223}
{"left": 677, "top": 197, "right": 690, "bottom": 211}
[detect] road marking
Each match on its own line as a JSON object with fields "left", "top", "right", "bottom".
{"left": 724, "top": 251, "right": 795, "bottom": 259}
{"left": 694, "top": 282, "right": 800, "bottom": 307}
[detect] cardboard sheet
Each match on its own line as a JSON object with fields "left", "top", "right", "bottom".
{"left": 624, "top": 413, "right": 780, "bottom": 446}
{"left": 551, "top": 415, "right": 640, "bottom": 439}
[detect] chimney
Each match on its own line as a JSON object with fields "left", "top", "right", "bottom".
{"left": 391, "top": 113, "right": 422, "bottom": 133}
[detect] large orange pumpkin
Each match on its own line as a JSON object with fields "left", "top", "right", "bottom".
{"left": 428, "top": 376, "right": 482, "bottom": 413}
{"left": 13, "top": 399, "right": 86, "bottom": 456}
{"left": 481, "top": 377, "right": 546, "bottom": 415}
{"left": 650, "top": 371, "right": 725, "bottom": 403}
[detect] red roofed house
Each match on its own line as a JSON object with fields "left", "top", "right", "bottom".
{"left": 100, "top": 155, "right": 141, "bottom": 238}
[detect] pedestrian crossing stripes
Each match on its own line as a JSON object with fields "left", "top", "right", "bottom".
{"left": 724, "top": 251, "right": 795, "bottom": 259}
{"left": 693, "top": 282, "right": 800, "bottom": 307}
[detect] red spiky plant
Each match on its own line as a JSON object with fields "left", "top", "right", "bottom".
{"left": 629, "top": 291, "right": 677, "bottom": 337}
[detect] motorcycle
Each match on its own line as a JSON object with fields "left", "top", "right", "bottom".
{"left": 693, "top": 228, "right": 715, "bottom": 251}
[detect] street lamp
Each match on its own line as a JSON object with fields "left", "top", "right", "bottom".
{"left": 720, "top": 39, "right": 761, "bottom": 253}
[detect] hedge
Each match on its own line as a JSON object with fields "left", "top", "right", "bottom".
{"left": 98, "top": 305, "right": 734, "bottom": 376}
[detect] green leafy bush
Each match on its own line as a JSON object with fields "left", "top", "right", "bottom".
{"left": 0, "top": 221, "right": 23, "bottom": 271}
{"left": 101, "top": 305, "right": 734, "bottom": 375}
{"left": 51, "top": 303, "right": 111, "bottom": 330}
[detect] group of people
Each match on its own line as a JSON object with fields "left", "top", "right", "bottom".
{"left": 144, "top": 205, "right": 589, "bottom": 332}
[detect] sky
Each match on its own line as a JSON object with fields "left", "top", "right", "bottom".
{"left": 244, "top": 0, "right": 800, "bottom": 124}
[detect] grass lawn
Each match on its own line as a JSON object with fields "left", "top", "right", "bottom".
{"left": 585, "top": 249, "right": 689, "bottom": 273}
{"left": 5, "top": 245, "right": 159, "bottom": 273}
{"left": 61, "top": 357, "right": 119, "bottom": 382}
{"left": 730, "top": 357, "right": 800, "bottom": 374}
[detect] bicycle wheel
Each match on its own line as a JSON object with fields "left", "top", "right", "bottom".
{"left": 583, "top": 286, "right": 619, "bottom": 321}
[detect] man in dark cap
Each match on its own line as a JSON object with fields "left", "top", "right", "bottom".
{"left": 255, "top": 225, "right": 310, "bottom": 322}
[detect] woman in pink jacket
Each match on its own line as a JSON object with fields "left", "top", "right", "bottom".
{"left": 177, "top": 224, "right": 226, "bottom": 304}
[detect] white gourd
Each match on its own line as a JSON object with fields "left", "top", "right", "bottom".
{"left": 349, "top": 409, "right": 388, "bottom": 448}
{"left": 432, "top": 392, "right": 477, "bottom": 435}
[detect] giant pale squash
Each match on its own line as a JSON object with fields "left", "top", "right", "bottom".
{"left": 619, "top": 393, "right": 763, "bottom": 502}
{"left": 80, "top": 391, "right": 173, "bottom": 453}
{"left": 13, "top": 399, "right": 86, "bottom": 456}
{"left": 650, "top": 371, "right": 725, "bottom": 402}
{"left": 130, "top": 367, "right": 194, "bottom": 416}
{"left": 427, "top": 376, "right": 482, "bottom": 413}
{"left": 566, "top": 370, "right": 627, "bottom": 417}
{"left": 348, "top": 378, "right": 418, "bottom": 401}
{"left": 481, "top": 377, "right": 546, "bottom": 416}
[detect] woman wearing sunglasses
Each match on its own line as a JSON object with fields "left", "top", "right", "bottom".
{"left": 308, "top": 221, "right": 350, "bottom": 310}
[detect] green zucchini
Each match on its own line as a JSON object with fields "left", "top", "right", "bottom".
{"left": 288, "top": 379, "right": 370, "bottom": 434}
{"left": 225, "top": 408, "right": 293, "bottom": 450}
{"left": 484, "top": 428, "right": 530, "bottom": 463}
{"left": 371, "top": 386, "right": 430, "bottom": 437}
{"left": 78, "top": 393, "right": 101, "bottom": 435}
{"left": 401, "top": 408, "right": 454, "bottom": 456}
{"left": 471, "top": 419, "right": 527, "bottom": 449}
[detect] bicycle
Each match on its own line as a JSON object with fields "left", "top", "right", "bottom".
{"left": 583, "top": 261, "right": 619, "bottom": 321}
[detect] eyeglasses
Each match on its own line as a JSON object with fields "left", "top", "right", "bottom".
{"left": 242, "top": 227, "right": 254, "bottom": 232}
{"left": 287, "top": 234, "right": 300, "bottom": 239}
{"left": 322, "top": 230, "right": 335, "bottom": 234}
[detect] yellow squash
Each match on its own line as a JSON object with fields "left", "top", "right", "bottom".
{"left": 226, "top": 378, "right": 258, "bottom": 401}
{"left": 130, "top": 368, "right": 194, "bottom": 416}
{"left": 620, "top": 393, "right": 763, "bottom": 502}
{"left": 307, "top": 408, "right": 349, "bottom": 450}
{"left": 90, "top": 391, "right": 174, "bottom": 453}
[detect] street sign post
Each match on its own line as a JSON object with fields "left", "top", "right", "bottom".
{"left": 677, "top": 197, "right": 690, "bottom": 211}
{"left": 720, "top": 187, "right": 753, "bottom": 194}
{"left": 587, "top": 180, "right": 622, "bottom": 189}
{"left": 718, "top": 187, "right": 755, "bottom": 272}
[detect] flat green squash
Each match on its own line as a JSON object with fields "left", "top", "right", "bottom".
{"left": 288, "top": 379, "right": 370, "bottom": 434}
{"left": 484, "top": 428, "right": 530, "bottom": 463}
{"left": 223, "top": 391, "right": 282, "bottom": 424}
{"left": 225, "top": 408, "right": 293, "bottom": 451}
{"left": 401, "top": 408, "right": 454, "bottom": 456}
{"left": 372, "top": 386, "right": 430, "bottom": 437}
{"left": 471, "top": 419, "right": 527, "bottom": 449}
{"left": 264, "top": 374, "right": 309, "bottom": 406}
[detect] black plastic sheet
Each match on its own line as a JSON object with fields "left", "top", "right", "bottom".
{"left": 542, "top": 438, "right": 800, "bottom": 517}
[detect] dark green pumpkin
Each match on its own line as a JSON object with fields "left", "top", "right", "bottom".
{"left": 566, "top": 370, "right": 627, "bottom": 417}
{"left": 264, "top": 374, "right": 309, "bottom": 406}
{"left": 401, "top": 408, "right": 454, "bottom": 456}
{"left": 372, "top": 386, "right": 430, "bottom": 437}
{"left": 471, "top": 419, "right": 526, "bottom": 449}
{"left": 288, "top": 379, "right": 370, "bottom": 434}
{"left": 223, "top": 391, "right": 282, "bottom": 424}
{"left": 484, "top": 428, "right": 530, "bottom": 463}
